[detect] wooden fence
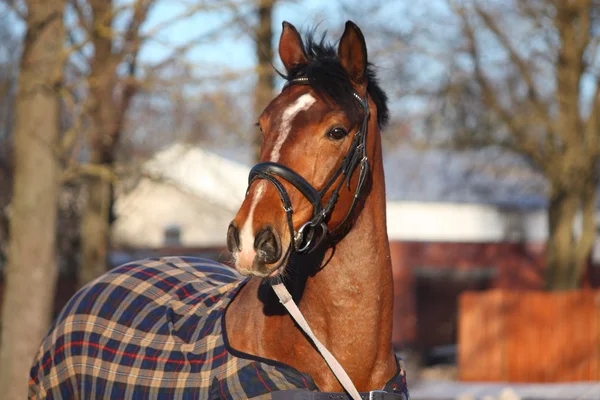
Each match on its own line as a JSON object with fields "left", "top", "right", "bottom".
{"left": 458, "top": 289, "right": 600, "bottom": 382}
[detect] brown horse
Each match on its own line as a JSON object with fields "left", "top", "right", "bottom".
{"left": 29, "top": 21, "right": 407, "bottom": 400}
{"left": 225, "top": 21, "right": 401, "bottom": 394}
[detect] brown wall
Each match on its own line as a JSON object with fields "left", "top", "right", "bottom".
{"left": 390, "top": 241, "right": 548, "bottom": 348}
{"left": 390, "top": 240, "right": 600, "bottom": 350}
{"left": 459, "top": 289, "right": 600, "bottom": 382}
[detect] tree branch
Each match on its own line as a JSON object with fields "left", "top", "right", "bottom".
{"left": 1, "top": 0, "right": 27, "bottom": 20}
{"left": 572, "top": 178, "right": 597, "bottom": 286}
{"left": 144, "top": 8, "right": 256, "bottom": 73}
{"left": 457, "top": 6, "right": 547, "bottom": 170}
{"left": 69, "top": 0, "right": 92, "bottom": 35}
{"left": 554, "top": 0, "right": 588, "bottom": 148}
{"left": 474, "top": 5, "right": 555, "bottom": 138}
{"left": 585, "top": 79, "right": 600, "bottom": 155}
{"left": 574, "top": 0, "right": 592, "bottom": 56}
{"left": 116, "top": 0, "right": 155, "bottom": 59}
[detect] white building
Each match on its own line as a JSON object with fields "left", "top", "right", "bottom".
{"left": 112, "top": 143, "right": 599, "bottom": 258}
{"left": 112, "top": 143, "right": 249, "bottom": 248}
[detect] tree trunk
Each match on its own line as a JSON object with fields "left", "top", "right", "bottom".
{"left": 545, "top": 181, "right": 596, "bottom": 290}
{"left": 543, "top": 2, "right": 595, "bottom": 291}
{"left": 79, "top": 172, "right": 112, "bottom": 286}
{"left": 0, "top": 1, "right": 65, "bottom": 398}
{"left": 78, "top": 0, "right": 149, "bottom": 287}
{"left": 78, "top": 130, "right": 115, "bottom": 288}
{"left": 253, "top": 0, "right": 275, "bottom": 161}
{"left": 77, "top": 0, "right": 116, "bottom": 288}
{"left": 571, "top": 179, "right": 597, "bottom": 287}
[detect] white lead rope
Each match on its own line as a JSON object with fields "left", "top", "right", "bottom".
{"left": 271, "top": 283, "right": 362, "bottom": 400}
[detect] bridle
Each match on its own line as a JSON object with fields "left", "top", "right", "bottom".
{"left": 246, "top": 78, "right": 398, "bottom": 399}
{"left": 247, "top": 77, "right": 371, "bottom": 256}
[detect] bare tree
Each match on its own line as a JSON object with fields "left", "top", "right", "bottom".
{"left": 0, "top": 0, "right": 66, "bottom": 397}
{"left": 400, "top": 0, "right": 600, "bottom": 290}
{"left": 74, "top": 0, "right": 155, "bottom": 287}
{"left": 74, "top": 0, "right": 259, "bottom": 285}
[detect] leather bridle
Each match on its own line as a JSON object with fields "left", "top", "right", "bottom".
{"left": 247, "top": 77, "right": 371, "bottom": 256}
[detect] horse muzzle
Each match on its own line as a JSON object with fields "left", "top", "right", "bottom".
{"left": 227, "top": 222, "right": 287, "bottom": 277}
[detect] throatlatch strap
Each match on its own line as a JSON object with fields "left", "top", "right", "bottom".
{"left": 271, "top": 283, "right": 362, "bottom": 400}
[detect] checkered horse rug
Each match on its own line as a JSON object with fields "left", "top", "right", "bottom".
{"left": 29, "top": 257, "right": 409, "bottom": 399}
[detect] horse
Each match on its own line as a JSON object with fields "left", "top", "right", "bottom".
{"left": 29, "top": 21, "right": 408, "bottom": 400}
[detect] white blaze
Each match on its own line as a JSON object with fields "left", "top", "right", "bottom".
{"left": 270, "top": 93, "right": 316, "bottom": 161}
{"left": 239, "top": 183, "right": 265, "bottom": 258}
{"left": 237, "top": 93, "right": 315, "bottom": 264}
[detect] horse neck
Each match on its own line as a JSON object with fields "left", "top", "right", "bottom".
{"left": 226, "top": 121, "right": 396, "bottom": 391}
{"left": 307, "top": 122, "right": 391, "bottom": 307}
{"left": 296, "top": 128, "right": 396, "bottom": 389}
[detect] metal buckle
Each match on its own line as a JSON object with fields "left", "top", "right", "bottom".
{"left": 369, "top": 390, "right": 386, "bottom": 400}
{"left": 295, "top": 221, "right": 315, "bottom": 253}
{"left": 294, "top": 221, "right": 328, "bottom": 253}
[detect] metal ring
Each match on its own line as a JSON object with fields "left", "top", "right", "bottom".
{"left": 295, "top": 221, "right": 316, "bottom": 253}
{"left": 311, "top": 222, "right": 329, "bottom": 249}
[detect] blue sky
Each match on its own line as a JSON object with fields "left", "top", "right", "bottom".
{"left": 139, "top": 1, "right": 350, "bottom": 77}
{"left": 0, "top": 0, "right": 548, "bottom": 205}
{"left": 1, "top": 0, "right": 355, "bottom": 74}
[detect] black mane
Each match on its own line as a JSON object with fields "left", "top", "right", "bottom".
{"left": 283, "top": 30, "right": 389, "bottom": 129}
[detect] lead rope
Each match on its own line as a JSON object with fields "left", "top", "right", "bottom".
{"left": 271, "top": 283, "right": 362, "bottom": 400}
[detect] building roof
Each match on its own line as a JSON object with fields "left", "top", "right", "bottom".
{"left": 386, "top": 202, "right": 547, "bottom": 243}
{"left": 383, "top": 145, "right": 547, "bottom": 209}
{"left": 112, "top": 143, "right": 565, "bottom": 248}
{"left": 112, "top": 144, "right": 249, "bottom": 248}
{"left": 143, "top": 143, "right": 249, "bottom": 211}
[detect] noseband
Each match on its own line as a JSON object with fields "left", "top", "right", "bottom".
{"left": 247, "top": 77, "right": 370, "bottom": 254}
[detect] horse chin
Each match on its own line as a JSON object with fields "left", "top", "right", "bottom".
{"left": 235, "top": 261, "right": 286, "bottom": 280}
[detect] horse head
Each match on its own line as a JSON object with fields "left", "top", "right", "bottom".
{"left": 227, "top": 20, "right": 388, "bottom": 280}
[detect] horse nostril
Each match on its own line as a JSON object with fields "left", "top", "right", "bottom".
{"left": 254, "top": 227, "right": 281, "bottom": 264}
{"left": 227, "top": 223, "right": 240, "bottom": 254}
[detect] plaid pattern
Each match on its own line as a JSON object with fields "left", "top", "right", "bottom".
{"left": 29, "top": 257, "right": 409, "bottom": 399}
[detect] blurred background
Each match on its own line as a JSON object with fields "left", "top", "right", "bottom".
{"left": 1, "top": 0, "right": 600, "bottom": 399}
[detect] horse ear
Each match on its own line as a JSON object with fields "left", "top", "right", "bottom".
{"left": 279, "top": 21, "right": 308, "bottom": 73}
{"left": 338, "top": 21, "right": 368, "bottom": 85}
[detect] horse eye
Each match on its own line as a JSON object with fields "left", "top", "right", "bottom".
{"left": 327, "top": 127, "right": 347, "bottom": 140}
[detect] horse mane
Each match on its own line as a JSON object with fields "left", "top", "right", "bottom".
{"left": 282, "top": 30, "right": 389, "bottom": 129}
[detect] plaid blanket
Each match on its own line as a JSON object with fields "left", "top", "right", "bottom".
{"left": 29, "top": 257, "right": 409, "bottom": 399}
